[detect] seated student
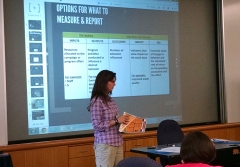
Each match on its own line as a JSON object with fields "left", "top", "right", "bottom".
{"left": 166, "top": 131, "right": 221, "bottom": 167}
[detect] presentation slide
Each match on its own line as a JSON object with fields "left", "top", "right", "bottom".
{"left": 24, "top": 0, "right": 181, "bottom": 135}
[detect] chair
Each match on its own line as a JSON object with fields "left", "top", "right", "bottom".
{"left": 157, "top": 119, "right": 184, "bottom": 145}
{"left": 0, "top": 152, "right": 13, "bottom": 167}
{"left": 116, "top": 156, "right": 162, "bottom": 167}
{"left": 157, "top": 119, "right": 184, "bottom": 167}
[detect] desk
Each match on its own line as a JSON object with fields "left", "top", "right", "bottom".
{"left": 0, "top": 153, "right": 13, "bottom": 167}
{"left": 130, "top": 143, "right": 240, "bottom": 167}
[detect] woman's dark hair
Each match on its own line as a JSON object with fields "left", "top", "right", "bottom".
{"left": 180, "top": 131, "right": 216, "bottom": 164}
{"left": 89, "top": 70, "right": 116, "bottom": 106}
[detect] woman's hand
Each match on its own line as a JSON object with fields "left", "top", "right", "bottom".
{"left": 117, "top": 115, "right": 129, "bottom": 125}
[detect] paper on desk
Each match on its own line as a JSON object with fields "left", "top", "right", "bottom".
{"left": 211, "top": 138, "right": 240, "bottom": 144}
{"left": 155, "top": 147, "right": 180, "bottom": 153}
{"left": 211, "top": 138, "right": 230, "bottom": 142}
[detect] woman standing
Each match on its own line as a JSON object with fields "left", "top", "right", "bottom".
{"left": 88, "top": 70, "right": 129, "bottom": 167}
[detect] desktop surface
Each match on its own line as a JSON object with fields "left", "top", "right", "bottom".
{"left": 130, "top": 142, "right": 240, "bottom": 167}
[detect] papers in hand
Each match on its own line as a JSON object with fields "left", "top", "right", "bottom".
{"left": 119, "top": 112, "right": 147, "bottom": 133}
{"left": 155, "top": 147, "right": 180, "bottom": 153}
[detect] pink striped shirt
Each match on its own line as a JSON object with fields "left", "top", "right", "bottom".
{"left": 166, "top": 163, "right": 222, "bottom": 167}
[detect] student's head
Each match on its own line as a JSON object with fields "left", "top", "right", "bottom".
{"left": 180, "top": 131, "right": 216, "bottom": 164}
{"left": 91, "top": 70, "right": 116, "bottom": 99}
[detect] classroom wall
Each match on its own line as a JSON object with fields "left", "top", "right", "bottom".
{"left": 0, "top": 0, "right": 8, "bottom": 146}
{"left": 1, "top": 0, "right": 240, "bottom": 146}
{"left": 222, "top": 0, "right": 240, "bottom": 122}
